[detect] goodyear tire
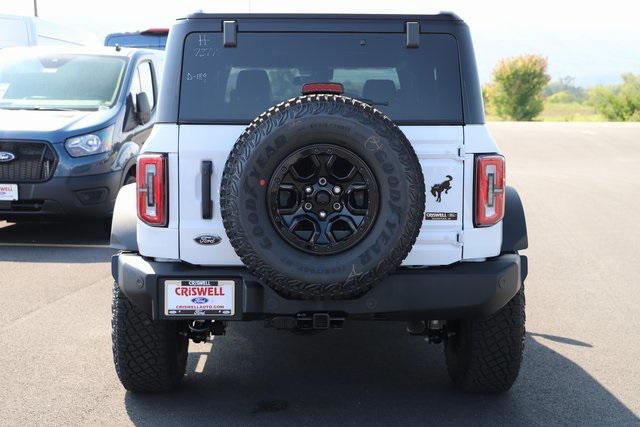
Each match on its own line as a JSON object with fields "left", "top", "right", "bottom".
{"left": 221, "top": 94, "right": 425, "bottom": 299}
{"left": 111, "top": 282, "right": 189, "bottom": 392}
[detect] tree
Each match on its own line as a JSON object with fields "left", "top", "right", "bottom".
{"left": 545, "top": 76, "right": 586, "bottom": 101}
{"left": 588, "top": 73, "right": 640, "bottom": 121}
{"left": 547, "top": 91, "right": 574, "bottom": 104}
{"left": 491, "top": 55, "right": 551, "bottom": 121}
{"left": 482, "top": 84, "right": 495, "bottom": 115}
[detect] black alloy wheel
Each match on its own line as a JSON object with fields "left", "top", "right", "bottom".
{"left": 268, "top": 144, "right": 379, "bottom": 255}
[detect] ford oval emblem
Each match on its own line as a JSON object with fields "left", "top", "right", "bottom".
{"left": 191, "top": 297, "right": 209, "bottom": 304}
{"left": 0, "top": 152, "right": 16, "bottom": 163}
{"left": 194, "top": 235, "right": 222, "bottom": 245}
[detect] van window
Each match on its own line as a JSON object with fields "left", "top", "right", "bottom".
{"left": 138, "top": 62, "right": 155, "bottom": 109}
{"left": 128, "top": 65, "right": 142, "bottom": 109}
{"left": 0, "top": 53, "right": 127, "bottom": 110}
{"left": 179, "top": 32, "right": 462, "bottom": 125}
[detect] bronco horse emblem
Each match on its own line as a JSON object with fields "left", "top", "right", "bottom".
{"left": 431, "top": 175, "right": 453, "bottom": 202}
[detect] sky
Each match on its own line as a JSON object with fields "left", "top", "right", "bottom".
{"left": 2, "top": 0, "right": 639, "bottom": 86}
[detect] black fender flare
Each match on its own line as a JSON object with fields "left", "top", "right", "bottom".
{"left": 118, "top": 157, "right": 137, "bottom": 188}
{"left": 502, "top": 186, "right": 528, "bottom": 252}
{"left": 110, "top": 183, "right": 138, "bottom": 252}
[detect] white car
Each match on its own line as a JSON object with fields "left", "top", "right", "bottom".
{"left": 110, "top": 13, "right": 529, "bottom": 394}
{"left": 0, "top": 14, "right": 98, "bottom": 48}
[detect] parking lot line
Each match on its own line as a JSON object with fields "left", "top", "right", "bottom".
{"left": 194, "top": 355, "right": 208, "bottom": 373}
{"left": 0, "top": 242, "right": 109, "bottom": 249}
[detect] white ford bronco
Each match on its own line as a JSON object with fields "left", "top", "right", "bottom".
{"left": 110, "top": 13, "right": 528, "bottom": 394}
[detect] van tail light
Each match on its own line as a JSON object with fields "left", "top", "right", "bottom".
{"left": 137, "top": 154, "right": 167, "bottom": 227}
{"left": 141, "top": 28, "right": 169, "bottom": 35}
{"left": 475, "top": 154, "right": 505, "bottom": 227}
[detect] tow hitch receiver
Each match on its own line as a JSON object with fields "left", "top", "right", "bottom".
{"left": 267, "top": 313, "right": 345, "bottom": 330}
{"left": 185, "top": 320, "right": 226, "bottom": 343}
{"left": 406, "top": 320, "right": 448, "bottom": 344}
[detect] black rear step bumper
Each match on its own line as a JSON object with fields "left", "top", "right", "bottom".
{"left": 112, "top": 252, "right": 527, "bottom": 321}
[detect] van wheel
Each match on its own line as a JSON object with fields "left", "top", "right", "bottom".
{"left": 124, "top": 171, "right": 136, "bottom": 186}
{"left": 444, "top": 285, "right": 525, "bottom": 393}
{"left": 111, "top": 282, "right": 189, "bottom": 392}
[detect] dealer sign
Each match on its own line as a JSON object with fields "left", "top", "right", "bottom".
{"left": 164, "top": 279, "right": 235, "bottom": 316}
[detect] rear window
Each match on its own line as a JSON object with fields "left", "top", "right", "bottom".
{"left": 179, "top": 32, "right": 462, "bottom": 124}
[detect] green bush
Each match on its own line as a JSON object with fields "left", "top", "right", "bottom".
{"left": 545, "top": 76, "right": 586, "bottom": 101}
{"left": 491, "top": 55, "right": 551, "bottom": 121}
{"left": 547, "top": 91, "right": 574, "bottom": 104}
{"left": 482, "top": 84, "right": 495, "bottom": 115}
{"left": 588, "top": 73, "right": 640, "bottom": 121}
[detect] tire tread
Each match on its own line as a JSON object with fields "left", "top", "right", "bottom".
{"left": 111, "top": 282, "right": 187, "bottom": 392}
{"left": 445, "top": 286, "right": 526, "bottom": 393}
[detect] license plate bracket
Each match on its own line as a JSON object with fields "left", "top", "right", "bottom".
{"left": 0, "top": 184, "right": 18, "bottom": 201}
{"left": 163, "top": 279, "right": 236, "bottom": 317}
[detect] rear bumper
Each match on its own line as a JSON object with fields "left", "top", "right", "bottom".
{"left": 0, "top": 170, "right": 122, "bottom": 219}
{"left": 112, "top": 252, "right": 527, "bottom": 321}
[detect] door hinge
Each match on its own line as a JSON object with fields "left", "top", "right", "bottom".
{"left": 223, "top": 20, "right": 237, "bottom": 47}
{"left": 406, "top": 22, "right": 420, "bottom": 48}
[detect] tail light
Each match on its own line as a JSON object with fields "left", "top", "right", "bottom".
{"left": 137, "top": 153, "right": 167, "bottom": 226}
{"left": 302, "top": 82, "right": 344, "bottom": 95}
{"left": 475, "top": 154, "right": 505, "bottom": 227}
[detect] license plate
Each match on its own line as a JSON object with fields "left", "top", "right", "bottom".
{"left": 164, "top": 279, "right": 235, "bottom": 316}
{"left": 0, "top": 184, "right": 18, "bottom": 201}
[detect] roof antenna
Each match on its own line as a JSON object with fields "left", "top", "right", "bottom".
{"left": 115, "top": 43, "right": 121, "bottom": 52}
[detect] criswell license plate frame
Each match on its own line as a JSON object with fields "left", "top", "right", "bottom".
{"left": 161, "top": 278, "right": 239, "bottom": 318}
{"left": 0, "top": 183, "right": 18, "bottom": 201}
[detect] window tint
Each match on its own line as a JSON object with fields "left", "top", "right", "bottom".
{"left": 333, "top": 67, "right": 401, "bottom": 98}
{"left": 224, "top": 67, "right": 302, "bottom": 104}
{"left": 179, "top": 32, "right": 462, "bottom": 124}
{"left": 138, "top": 61, "right": 155, "bottom": 109}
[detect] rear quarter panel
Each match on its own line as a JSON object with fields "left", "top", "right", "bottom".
{"left": 461, "top": 124, "right": 502, "bottom": 259}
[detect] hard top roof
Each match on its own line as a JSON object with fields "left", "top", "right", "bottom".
{"left": 157, "top": 11, "right": 483, "bottom": 125}
{"left": 181, "top": 12, "right": 463, "bottom": 22}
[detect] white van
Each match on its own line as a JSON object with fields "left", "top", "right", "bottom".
{"left": 0, "top": 14, "right": 98, "bottom": 48}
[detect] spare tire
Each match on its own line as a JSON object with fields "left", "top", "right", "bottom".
{"left": 221, "top": 94, "right": 424, "bottom": 299}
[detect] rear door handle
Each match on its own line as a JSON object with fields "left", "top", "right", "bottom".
{"left": 201, "top": 161, "right": 213, "bottom": 219}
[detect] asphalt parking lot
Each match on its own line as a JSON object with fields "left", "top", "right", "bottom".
{"left": 0, "top": 122, "right": 639, "bottom": 425}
